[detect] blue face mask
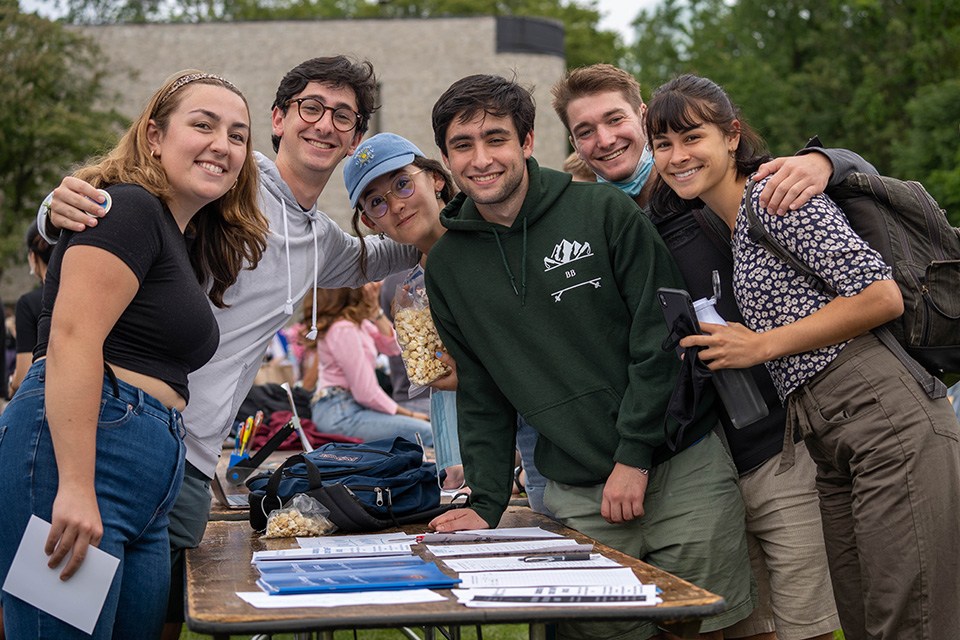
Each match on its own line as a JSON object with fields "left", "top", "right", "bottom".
{"left": 597, "top": 146, "right": 654, "bottom": 197}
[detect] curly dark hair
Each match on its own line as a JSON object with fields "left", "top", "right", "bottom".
{"left": 271, "top": 56, "right": 378, "bottom": 152}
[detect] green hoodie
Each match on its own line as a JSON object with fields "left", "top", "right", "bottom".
{"left": 425, "top": 158, "right": 717, "bottom": 527}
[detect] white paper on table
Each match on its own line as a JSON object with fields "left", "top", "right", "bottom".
{"left": 458, "top": 567, "right": 640, "bottom": 588}
{"left": 253, "top": 544, "right": 413, "bottom": 563}
{"left": 297, "top": 533, "right": 417, "bottom": 548}
{"left": 418, "top": 527, "right": 564, "bottom": 543}
{"left": 427, "top": 539, "right": 588, "bottom": 558}
{"left": 441, "top": 554, "right": 621, "bottom": 572}
{"left": 236, "top": 588, "right": 446, "bottom": 608}
{"left": 1, "top": 515, "right": 120, "bottom": 634}
{"left": 453, "top": 585, "right": 662, "bottom": 608}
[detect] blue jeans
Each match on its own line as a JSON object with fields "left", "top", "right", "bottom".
{"left": 516, "top": 416, "right": 553, "bottom": 517}
{"left": 311, "top": 387, "right": 433, "bottom": 447}
{"left": 0, "top": 361, "right": 186, "bottom": 640}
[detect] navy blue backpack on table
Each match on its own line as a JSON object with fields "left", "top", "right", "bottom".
{"left": 246, "top": 437, "right": 458, "bottom": 532}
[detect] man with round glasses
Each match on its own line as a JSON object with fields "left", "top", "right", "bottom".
{"left": 42, "top": 56, "right": 418, "bottom": 640}
{"left": 285, "top": 96, "right": 362, "bottom": 133}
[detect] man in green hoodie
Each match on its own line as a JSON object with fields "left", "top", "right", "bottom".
{"left": 425, "top": 75, "right": 755, "bottom": 639}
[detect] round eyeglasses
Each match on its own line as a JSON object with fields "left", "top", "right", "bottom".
{"left": 361, "top": 170, "right": 425, "bottom": 219}
{"left": 285, "top": 98, "right": 361, "bottom": 133}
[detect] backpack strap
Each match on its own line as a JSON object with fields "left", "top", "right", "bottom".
{"left": 743, "top": 179, "right": 947, "bottom": 399}
{"left": 873, "top": 327, "right": 947, "bottom": 398}
{"left": 691, "top": 207, "right": 735, "bottom": 259}
{"left": 744, "top": 180, "right": 833, "bottom": 295}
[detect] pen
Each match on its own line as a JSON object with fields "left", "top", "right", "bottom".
{"left": 250, "top": 410, "right": 264, "bottom": 446}
{"left": 239, "top": 416, "right": 254, "bottom": 456}
{"left": 521, "top": 553, "right": 592, "bottom": 563}
{"left": 233, "top": 420, "right": 245, "bottom": 455}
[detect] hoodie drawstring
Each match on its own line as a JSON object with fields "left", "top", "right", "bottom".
{"left": 281, "top": 200, "right": 294, "bottom": 317}
{"left": 491, "top": 221, "right": 527, "bottom": 306}
{"left": 306, "top": 219, "right": 319, "bottom": 340}
{"left": 280, "top": 201, "right": 320, "bottom": 339}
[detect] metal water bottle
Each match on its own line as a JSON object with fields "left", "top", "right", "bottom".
{"left": 692, "top": 283, "right": 769, "bottom": 429}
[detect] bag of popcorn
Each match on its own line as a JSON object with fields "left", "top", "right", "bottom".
{"left": 393, "top": 266, "right": 452, "bottom": 396}
{"left": 261, "top": 493, "right": 336, "bottom": 539}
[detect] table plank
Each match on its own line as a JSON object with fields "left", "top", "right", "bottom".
{"left": 186, "top": 507, "right": 724, "bottom": 636}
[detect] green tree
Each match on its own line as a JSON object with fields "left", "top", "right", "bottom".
{"left": 629, "top": 0, "right": 960, "bottom": 216}
{"left": 895, "top": 79, "right": 960, "bottom": 226}
{"left": 58, "top": 0, "right": 624, "bottom": 69}
{"left": 1, "top": 1, "right": 124, "bottom": 267}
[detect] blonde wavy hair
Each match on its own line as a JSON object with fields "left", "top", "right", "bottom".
{"left": 74, "top": 69, "right": 269, "bottom": 307}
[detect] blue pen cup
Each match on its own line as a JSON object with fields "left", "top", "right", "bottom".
{"left": 227, "top": 453, "right": 250, "bottom": 484}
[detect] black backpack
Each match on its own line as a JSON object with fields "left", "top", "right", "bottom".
{"left": 744, "top": 172, "right": 960, "bottom": 395}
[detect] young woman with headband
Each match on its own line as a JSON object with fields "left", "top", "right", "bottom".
{"left": 0, "top": 70, "right": 267, "bottom": 639}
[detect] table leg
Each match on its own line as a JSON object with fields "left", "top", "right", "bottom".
{"left": 529, "top": 623, "right": 547, "bottom": 640}
{"left": 661, "top": 620, "right": 702, "bottom": 638}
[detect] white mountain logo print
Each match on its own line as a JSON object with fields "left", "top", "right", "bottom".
{"left": 545, "top": 238, "right": 601, "bottom": 302}
{"left": 544, "top": 239, "right": 593, "bottom": 270}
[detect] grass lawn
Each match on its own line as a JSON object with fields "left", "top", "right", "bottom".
{"left": 180, "top": 625, "right": 529, "bottom": 639}
{"left": 180, "top": 626, "right": 846, "bottom": 639}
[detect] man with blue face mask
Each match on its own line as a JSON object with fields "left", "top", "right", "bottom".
{"left": 551, "top": 64, "right": 883, "bottom": 640}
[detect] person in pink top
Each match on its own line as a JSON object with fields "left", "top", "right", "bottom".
{"left": 308, "top": 282, "right": 433, "bottom": 445}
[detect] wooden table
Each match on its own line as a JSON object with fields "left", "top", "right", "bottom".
{"left": 186, "top": 507, "right": 725, "bottom": 639}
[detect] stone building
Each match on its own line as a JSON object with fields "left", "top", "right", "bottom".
{"left": 74, "top": 15, "right": 568, "bottom": 228}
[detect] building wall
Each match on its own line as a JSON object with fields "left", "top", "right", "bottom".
{"left": 74, "top": 16, "right": 568, "bottom": 228}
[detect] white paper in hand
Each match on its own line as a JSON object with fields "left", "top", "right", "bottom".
{"left": 2, "top": 515, "right": 120, "bottom": 634}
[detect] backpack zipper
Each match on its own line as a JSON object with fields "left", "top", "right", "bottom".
{"left": 351, "top": 485, "right": 393, "bottom": 508}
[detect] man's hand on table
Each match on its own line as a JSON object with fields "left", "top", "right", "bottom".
{"left": 429, "top": 507, "right": 488, "bottom": 532}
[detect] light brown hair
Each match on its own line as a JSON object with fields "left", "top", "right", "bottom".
{"left": 551, "top": 64, "right": 644, "bottom": 133}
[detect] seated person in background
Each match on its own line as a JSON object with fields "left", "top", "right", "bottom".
{"left": 9, "top": 218, "right": 55, "bottom": 397}
{"left": 309, "top": 283, "right": 433, "bottom": 445}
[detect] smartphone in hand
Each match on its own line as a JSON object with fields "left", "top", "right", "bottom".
{"left": 657, "top": 287, "right": 701, "bottom": 358}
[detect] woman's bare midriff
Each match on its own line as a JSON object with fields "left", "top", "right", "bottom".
{"left": 110, "top": 365, "right": 186, "bottom": 411}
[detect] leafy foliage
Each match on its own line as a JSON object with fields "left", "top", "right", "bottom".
{"left": 629, "top": 0, "right": 960, "bottom": 225}
{"left": 0, "top": 1, "right": 125, "bottom": 267}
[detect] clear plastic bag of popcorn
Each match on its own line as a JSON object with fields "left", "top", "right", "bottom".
{"left": 393, "top": 266, "right": 452, "bottom": 397}
{"left": 261, "top": 493, "right": 336, "bottom": 539}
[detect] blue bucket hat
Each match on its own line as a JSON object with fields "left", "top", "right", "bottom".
{"left": 344, "top": 133, "right": 425, "bottom": 208}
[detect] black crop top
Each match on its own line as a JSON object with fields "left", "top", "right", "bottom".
{"left": 35, "top": 183, "right": 219, "bottom": 402}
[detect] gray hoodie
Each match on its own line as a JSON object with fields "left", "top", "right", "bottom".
{"left": 180, "top": 152, "right": 418, "bottom": 476}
